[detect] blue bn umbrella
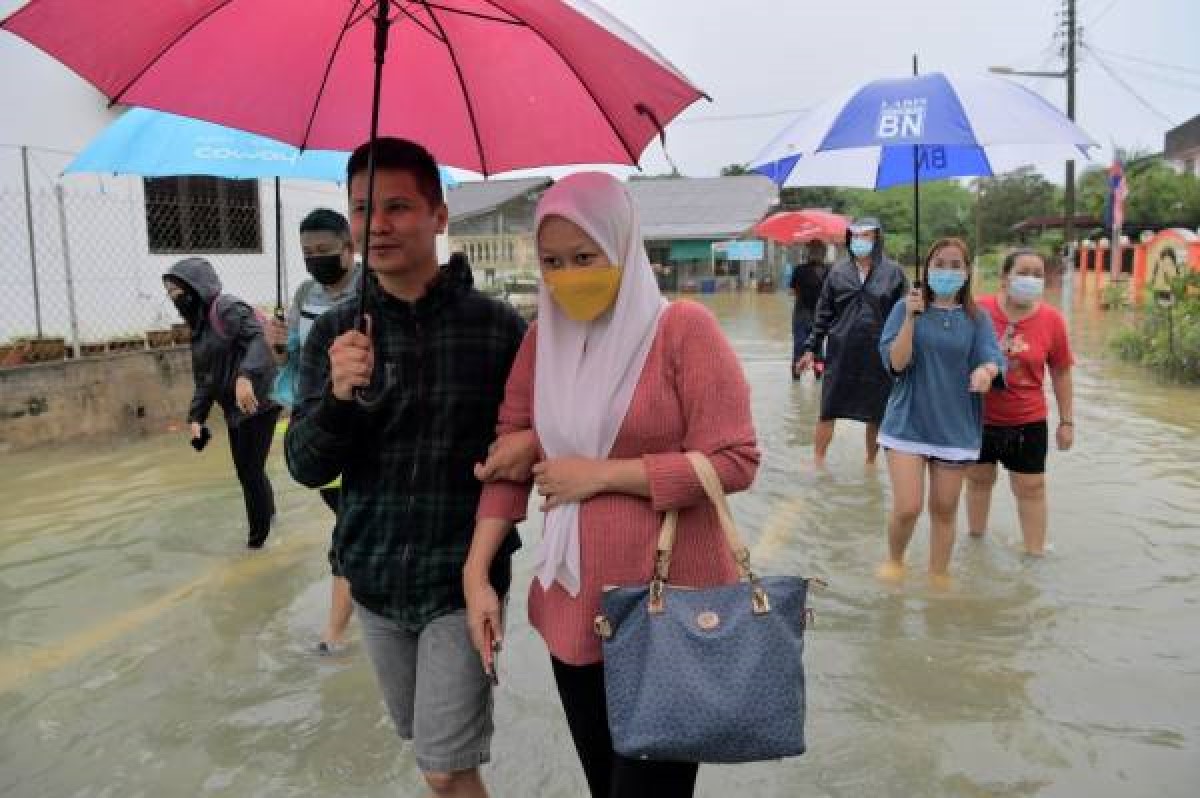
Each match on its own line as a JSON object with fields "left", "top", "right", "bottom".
{"left": 751, "top": 68, "right": 1097, "bottom": 275}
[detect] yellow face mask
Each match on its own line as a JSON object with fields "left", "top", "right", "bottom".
{"left": 543, "top": 266, "right": 621, "bottom": 322}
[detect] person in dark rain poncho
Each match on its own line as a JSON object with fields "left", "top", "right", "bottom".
{"left": 794, "top": 217, "right": 908, "bottom": 466}
{"left": 163, "top": 257, "right": 280, "bottom": 549}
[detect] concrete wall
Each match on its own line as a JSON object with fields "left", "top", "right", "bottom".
{"left": 0, "top": 347, "right": 195, "bottom": 454}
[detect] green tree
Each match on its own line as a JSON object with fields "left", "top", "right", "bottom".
{"left": 841, "top": 180, "right": 974, "bottom": 263}
{"left": 1078, "top": 148, "right": 1200, "bottom": 231}
{"left": 778, "top": 185, "right": 849, "bottom": 213}
{"left": 720, "top": 163, "right": 751, "bottom": 176}
{"left": 971, "top": 166, "right": 1058, "bottom": 248}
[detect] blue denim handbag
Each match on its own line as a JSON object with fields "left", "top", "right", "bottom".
{"left": 595, "top": 452, "right": 811, "bottom": 764}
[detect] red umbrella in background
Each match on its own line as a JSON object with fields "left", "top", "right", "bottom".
{"left": 754, "top": 210, "right": 849, "bottom": 244}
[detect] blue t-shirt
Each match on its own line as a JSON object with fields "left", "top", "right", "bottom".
{"left": 877, "top": 302, "right": 1005, "bottom": 460}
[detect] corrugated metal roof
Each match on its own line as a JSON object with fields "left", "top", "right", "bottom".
{"left": 627, "top": 175, "right": 779, "bottom": 240}
{"left": 447, "top": 177, "right": 553, "bottom": 222}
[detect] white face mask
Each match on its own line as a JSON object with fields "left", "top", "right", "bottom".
{"left": 1009, "top": 275, "right": 1045, "bottom": 303}
{"left": 849, "top": 237, "right": 874, "bottom": 258}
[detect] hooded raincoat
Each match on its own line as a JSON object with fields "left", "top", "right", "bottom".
{"left": 164, "top": 257, "right": 278, "bottom": 427}
{"left": 802, "top": 231, "right": 908, "bottom": 423}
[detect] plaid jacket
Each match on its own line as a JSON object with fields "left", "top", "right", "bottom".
{"left": 285, "top": 263, "right": 526, "bottom": 628}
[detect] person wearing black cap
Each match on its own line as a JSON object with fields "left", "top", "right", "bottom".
{"left": 795, "top": 217, "right": 908, "bottom": 466}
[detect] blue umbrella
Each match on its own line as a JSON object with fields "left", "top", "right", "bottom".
{"left": 750, "top": 70, "right": 1097, "bottom": 274}
{"left": 65, "top": 108, "right": 456, "bottom": 309}
{"left": 65, "top": 108, "right": 352, "bottom": 181}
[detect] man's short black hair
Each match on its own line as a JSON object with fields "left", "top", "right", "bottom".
{"left": 299, "top": 208, "right": 351, "bottom": 241}
{"left": 346, "top": 137, "right": 444, "bottom": 208}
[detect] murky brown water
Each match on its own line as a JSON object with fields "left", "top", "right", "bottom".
{"left": 2, "top": 282, "right": 1198, "bottom": 797}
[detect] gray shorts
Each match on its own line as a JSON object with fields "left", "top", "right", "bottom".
{"left": 356, "top": 603, "right": 493, "bottom": 773}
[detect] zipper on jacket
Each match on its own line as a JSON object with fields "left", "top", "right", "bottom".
{"left": 405, "top": 318, "right": 426, "bottom": 518}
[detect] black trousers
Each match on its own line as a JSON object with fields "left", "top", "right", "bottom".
{"left": 227, "top": 405, "right": 280, "bottom": 546}
{"left": 550, "top": 657, "right": 699, "bottom": 798}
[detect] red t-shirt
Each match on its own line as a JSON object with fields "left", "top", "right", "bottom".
{"left": 978, "top": 295, "right": 1074, "bottom": 426}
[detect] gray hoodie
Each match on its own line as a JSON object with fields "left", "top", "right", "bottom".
{"left": 164, "top": 257, "right": 277, "bottom": 427}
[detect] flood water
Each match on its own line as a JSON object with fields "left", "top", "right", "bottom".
{"left": 2, "top": 282, "right": 1198, "bottom": 797}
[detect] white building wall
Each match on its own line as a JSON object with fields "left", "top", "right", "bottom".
{"left": 0, "top": 143, "right": 347, "bottom": 341}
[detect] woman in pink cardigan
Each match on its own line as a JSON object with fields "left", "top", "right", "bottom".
{"left": 463, "top": 172, "right": 759, "bottom": 798}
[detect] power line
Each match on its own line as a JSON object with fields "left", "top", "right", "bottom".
{"left": 1086, "top": 0, "right": 1121, "bottom": 27}
{"left": 675, "top": 108, "right": 809, "bottom": 125}
{"left": 1101, "top": 62, "right": 1200, "bottom": 94}
{"left": 1083, "top": 45, "right": 1177, "bottom": 125}
{"left": 1090, "top": 47, "right": 1200, "bottom": 78}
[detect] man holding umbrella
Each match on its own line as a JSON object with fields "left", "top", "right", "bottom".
{"left": 795, "top": 217, "right": 908, "bottom": 466}
{"left": 285, "top": 138, "right": 527, "bottom": 798}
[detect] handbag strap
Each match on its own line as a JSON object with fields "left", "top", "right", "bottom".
{"left": 650, "top": 451, "right": 770, "bottom": 615}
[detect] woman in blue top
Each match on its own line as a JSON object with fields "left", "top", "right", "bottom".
{"left": 877, "top": 238, "right": 1004, "bottom": 585}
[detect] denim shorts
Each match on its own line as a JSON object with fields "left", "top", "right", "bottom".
{"left": 356, "top": 604, "right": 493, "bottom": 774}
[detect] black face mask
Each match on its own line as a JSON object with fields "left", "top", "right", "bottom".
{"left": 305, "top": 254, "right": 347, "bottom": 286}
{"left": 172, "top": 292, "right": 204, "bottom": 326}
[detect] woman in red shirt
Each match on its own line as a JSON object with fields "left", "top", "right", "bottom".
{"left": 965, "top": 249, "right": 1075, "bottom": 556}
{"left": 463, "top": 172, "right": 760, "bottom": 798}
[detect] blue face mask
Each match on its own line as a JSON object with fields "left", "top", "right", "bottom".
{"left": 926, "top": 268, "right": 967, "bottom": 298}
{"left": 849, "top": 237, "right": 874, "bottom": 258}
{"left": 1008, "top": 275, "right": 1045, "bottom": 303}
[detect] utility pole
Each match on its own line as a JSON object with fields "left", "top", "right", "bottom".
{"left": 1064, "top": 0, "right": 1077, "bottom": 259}
{"left": 989, "top": 0, "right": 1079, "bottom": 265}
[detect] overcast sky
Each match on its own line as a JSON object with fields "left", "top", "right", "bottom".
{"left": 2, "top": 0, "right": 1197, "bottom": 184}
{"left": 592, "top": 0, "right": 1200, "bottom": 181}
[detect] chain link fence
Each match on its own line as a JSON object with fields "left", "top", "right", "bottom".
{"left": 1, "top": 144, "right": 347, "bottom": 359}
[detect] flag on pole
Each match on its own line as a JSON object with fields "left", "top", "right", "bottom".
{"left": 1107, "top": 157, "right": 1128, "bottom": 277}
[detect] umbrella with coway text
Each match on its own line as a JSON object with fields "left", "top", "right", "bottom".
{"left": 65, "top": 107, "right": 455, "bottom": 322}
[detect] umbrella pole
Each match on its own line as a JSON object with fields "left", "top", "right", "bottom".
{"left": 272, "top": 177, "right": 286, "bottom": 354}
{"left": 355, "top": 0, "right": 394, "bottom": 408}
{"left": 911, "top": 54, "right": 921, "bottom": 285}
{"left": 274, "top": 176, "right": 284, "bottom": 311}
{"left": 356, "top": 0, "right": 390, "bottom": 329}
{"left": 912, "top": 145, "right": 921, "bottom": 283}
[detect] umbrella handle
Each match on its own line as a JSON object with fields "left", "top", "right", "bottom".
{"left": 352, "top": 310, "right": 398, "bottom": 411}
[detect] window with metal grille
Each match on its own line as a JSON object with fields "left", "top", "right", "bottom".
{"left": 144, "top": 176, "right": 262, "bottom": 254}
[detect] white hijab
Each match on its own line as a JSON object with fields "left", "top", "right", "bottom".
{"left": 533, "top": 172, "right": 667, "bottom": 596}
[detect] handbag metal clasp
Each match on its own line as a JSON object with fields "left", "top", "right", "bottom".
{"left": 594, "top": 615, "right": 613, "bottom": 640}
{"left": 648, "top": 579, "right": 665, "bottom": 614}
{"left": 751, "top": 583, "right": 771, "bottom": 615}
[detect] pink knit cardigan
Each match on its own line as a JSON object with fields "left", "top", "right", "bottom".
{"left": 477, "top": 300, "right": 760, "bottom": 665}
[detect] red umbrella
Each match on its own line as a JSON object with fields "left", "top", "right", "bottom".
{"left": 5, "top": 0, "right": 705, "bottom": 404}
{"left": 754, "top": 210, "right": 849, "bottom": 244}
{"left": 2, "top": 1, "right": 704, "bottom": 175}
